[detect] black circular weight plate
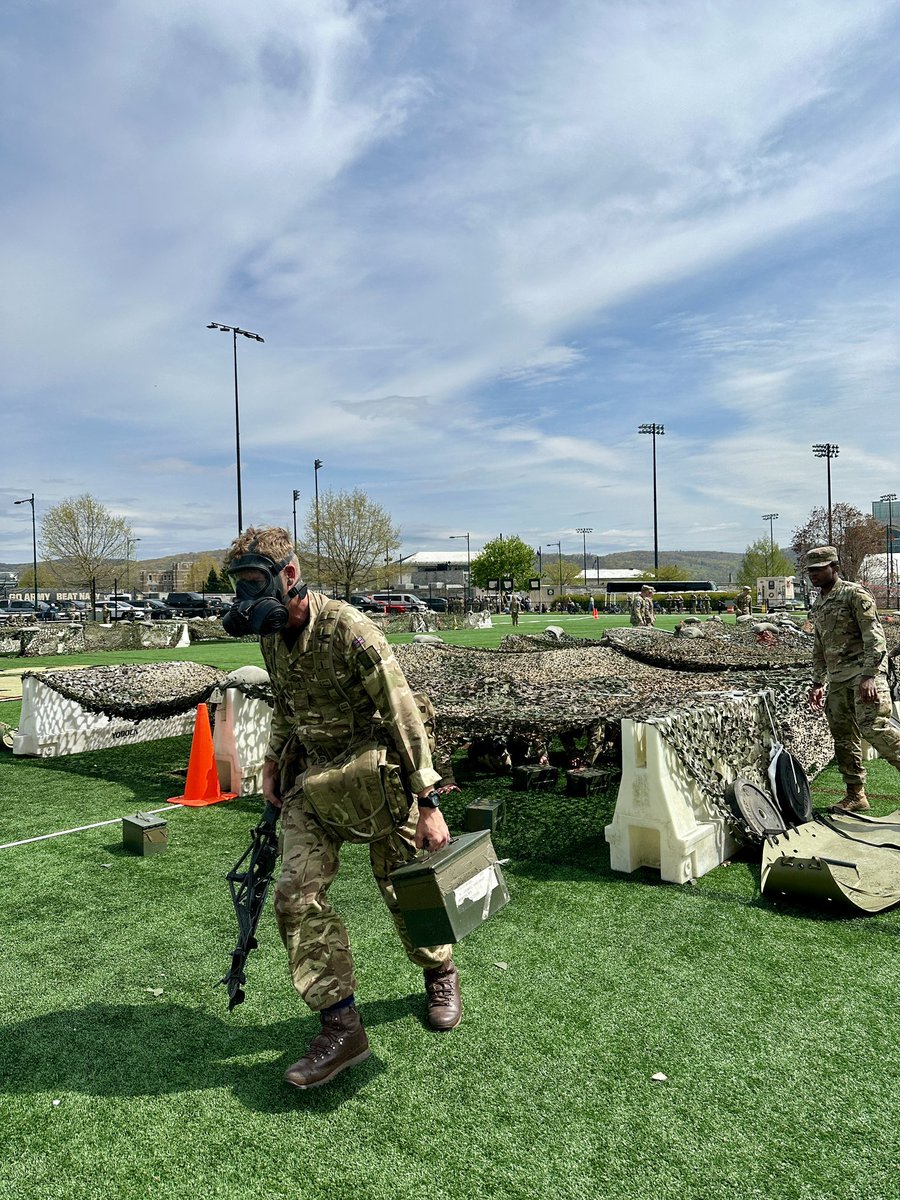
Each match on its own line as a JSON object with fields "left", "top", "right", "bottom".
{"left": 725, "top": 778, "right": 787, "bottom": 838}
{"left": 772, "top": 750, "right": 812, "bottom": 825}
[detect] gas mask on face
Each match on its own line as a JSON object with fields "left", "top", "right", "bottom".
{"left": 222, "top": 552, "right": 308, "bottom": 637}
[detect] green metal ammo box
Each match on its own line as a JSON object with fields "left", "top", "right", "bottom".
{"left": 565, "top": 767, "right": 614, "bottom": 798}
{"left": 510, "top": 764, "right": 558, "bottom": 791}
{"left": 122, "top": 812, "right": 168, "bottom": 856}
{"left": 463, "top": 797, "right": 505, "bottom": 833}
{"left": 390, "top": 831, "right": 510, "bottom": 948}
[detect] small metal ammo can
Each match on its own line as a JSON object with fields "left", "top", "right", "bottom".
{"left": 122, "top": 812, "right": 168, "bottom": 856}
{"left": 463, "top": 797, "right": 505, "bottom": 833}
{"left": 510, "top": 764, "right": 558, "bottom": 791}
{"left": 390, "top": 830, "right": 510, "bottom": 948}
{"left": 565, "top": 767, "right": 613, "bottom": 798}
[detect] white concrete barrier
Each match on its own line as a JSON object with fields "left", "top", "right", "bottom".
{"left": 13, "top": 674, "right": 195, "bottom": 757}
{"left": 605, "top": 718, "right": 737, "bottom": 884}
{"left": 211, "top": 666, "right": 273, "bottom": 796}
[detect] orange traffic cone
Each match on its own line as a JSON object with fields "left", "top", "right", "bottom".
{"left": 168, "top": 704, "right": 237, "bottom": 807}
{"left": 592, "top": 608, "right": 599, "bottom": 619}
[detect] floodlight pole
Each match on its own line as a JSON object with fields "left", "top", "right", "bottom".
{"left": 207, "top": 322, "right": 265, "bottom": 536}
{"left": 882, "top": 493, "right": 897, "bottom": 609}
{"left": 812, "top": 443, "right": 839, "bottom": 545}
{"left": 576, "top": 528, "right": 592, "bottom": 591}
{"left": 314, "top": 459, "right": 323, "bottom": 586}
{"left": 762, "top": 513, "right": 779, "bottom": 575}
{"left": 13, "top": 493, "right": 37, "bottom": 611}
{"left": 638, "top": 424, "right": 665, "bottom": 572}
{"left": 546, "top": 541, "right": 563, "bottom": 595}
{"left": 292, "top": 489, "right": 301, "bottom": 554}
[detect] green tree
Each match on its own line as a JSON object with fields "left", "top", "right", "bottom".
{"left": 639, "top": 564, "right": 692, "bottom": 582}
{"left": 470, "top": 536, "right": 536, "bottom": 591}
{"left": 301, "top": 488, "right": 400, "bottom": 599}
{"left": 738, "top": 538, "right": 794, "bottom": 586}
{"left": 205, "top": 567, "right": 223, "bottom": 594}
{"left": 790, "top": 503, "right": 883, "bottom": 583}
{"left": 16, "top": 564, "right": 56, "bottom": 589}
{"left": 39, "top": 494, "right": 132, "bottom": 589}
{"left": 217, "top": 567, "right": 233, "bottom": 592}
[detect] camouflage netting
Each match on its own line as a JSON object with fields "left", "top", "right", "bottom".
{"left": 603, "top": 623, "right": 813, "bottom": 671}
{"left": 1, "top": 622, "right": 190, "bottom": 657}
{"left": 25, "top": 662, "right": 226, "bottom": 720}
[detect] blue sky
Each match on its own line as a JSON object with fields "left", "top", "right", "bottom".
{"left": 3, "top": 0, "right": 899, "bottom": 565}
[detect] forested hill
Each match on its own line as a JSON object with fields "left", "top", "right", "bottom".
{"left": 592, "top": 550, "right": 770, "bottom": 583}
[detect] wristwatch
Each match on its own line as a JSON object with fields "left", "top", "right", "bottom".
{"left": 418, "top": 790, "right": 441, "bottom": 809}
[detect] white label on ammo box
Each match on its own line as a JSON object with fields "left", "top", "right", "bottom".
{"left": 453, "top": 866, "right": 496, "bottom": 907}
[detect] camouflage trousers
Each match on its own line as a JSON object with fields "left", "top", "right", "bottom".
{"left": 825, "top": 674, "right": 900, "bottom": 787}
{"left": 274, "top": 794, "right": 452, "bottom": 1012}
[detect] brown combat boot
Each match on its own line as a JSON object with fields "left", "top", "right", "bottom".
{"left": 424, "top": 961, "right": 462, "bottom": 1030}
{"left": 831, "top": 784, "right": 870, "bottom": 814}
{"left": 284, "top": 1005, "right": 371, "bottom": 1090}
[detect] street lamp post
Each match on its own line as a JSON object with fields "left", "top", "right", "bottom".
{"left": 546, "top": 541, "right": 563, "bottom": 597}
{"left": 13, "top": 493, "right": 38, "bottom": 612}
{"left": 292, "top": 489, "right": 301, "bottom": 554}
{"left": 881, "top": 493, "right": 897, "bottom": 610}
{"left": 207, "top": 322, "right": 265, "bottom": 536}
{"left": 125, "top": 536, "right": 141, "bottom": 594}
{"left": 314, "top": 459, "right": 323, "bottom": 586}
{"left": 761, "top": 513, "right": 779, "bottom": 575}
{"left": 576, "top": 527, "right": 593, "bottom": 591}
{"left": 638, "top": 424, "right": 665, "bottom": 572}
{"left": 449, "top": 533, "right": 470, "bottom": 610}
{"left": 812, "top": 443, "right": 839, "bottom": 545}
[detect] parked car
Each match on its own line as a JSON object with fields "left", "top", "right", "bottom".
{"left": 423, "top": 597, "right": 448, "bottom": 612}
{"left": 350, "top": 594, "right": 387, "bottom": 613}
{"left": 93, "top": 600, "right": 136, "bottom": 620}
{"left": 370, "top": 592, "right": 428, "bottom": 613}
{"left": 0, "top": 599, "right": 54, "bottom": 620}
{"left": 128, "top": 599, "right": 174, "bottom": 620}
{"left": 165, "top": 592, "right": 219, "bottom": 617}
{"left": 55, "top": 599, "right": 89, "bottom": 618}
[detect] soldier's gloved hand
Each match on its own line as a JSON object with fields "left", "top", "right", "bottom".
{"left": 858, "top": 676, "right": 878, "bottom": 705}
{"left": 415, "top": 807, "right": 451, "bottom": 852}
{"left": 262, "top": 760, "right": 283, "bottom": 810}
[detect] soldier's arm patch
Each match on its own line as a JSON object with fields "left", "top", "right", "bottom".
{"left": 357, "top": 645, "right": 382, "bottom": 673}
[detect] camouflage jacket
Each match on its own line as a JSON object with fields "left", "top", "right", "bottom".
{"left": 734, "top": 592, "right": 752, "bottom": 616}
{"left": 810, "top": 577, "right": 887, "bottom": 685}
{"left": 260, "top": 591, "right": 440, "bottom": 794}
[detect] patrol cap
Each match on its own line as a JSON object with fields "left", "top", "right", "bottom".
{"left": 640, "top": 585, "right": 655, "bottom": 594}
{"left": 805, "top": 545, "right": 838, "bottom": 569}
{"left": 740, "top": 585, "right": 751, "bottom": 592}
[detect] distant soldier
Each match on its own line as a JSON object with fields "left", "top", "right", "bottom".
{"left": 630, "top": 585, "right": 655, "bottom": 627}
{"left": 734, "top": 586, "right": 752, "bottom": 617}
{"left": 509, "top": 594, "right": 520, "bottom": 626}
{"left": 806, "top": 545, "right": 900, "bottom": 813}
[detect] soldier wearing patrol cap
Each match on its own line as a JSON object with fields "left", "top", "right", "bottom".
{"left": 734, "top": 585, "right": 752, "bottom": 617}
{"left": 630, "top": 584, "right": 655, "bottom": 627}
{"left": 223, "top": 526, "right": 461, "bottom": 1090}
{"left": 806, "top": 545, "right": 900, "bottom": 812}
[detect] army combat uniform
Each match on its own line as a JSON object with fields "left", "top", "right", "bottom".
{"left": 630, "top": 592, "right": 654, "bottom": 627}
{"left": 734, "top": 588, "right": 752, "bottom": 617}
{"left": 811, "top": 577, "right": 900, "bottom": 789}
{"left": 262, "top": 591, "right": 452, "bottom": 1012}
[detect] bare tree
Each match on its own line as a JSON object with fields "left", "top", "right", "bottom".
{"left": 302, "top": 488, "right": 400, "bottom": 598}
{"left": 790, "top": 503, "right": 883, "bottom": 582}
{"left": 40, "top": 494, "right": 132, "bottom": 589}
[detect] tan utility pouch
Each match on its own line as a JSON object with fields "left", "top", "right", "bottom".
{"left": 302, "top": 741, "right": 410, "bottom": 843}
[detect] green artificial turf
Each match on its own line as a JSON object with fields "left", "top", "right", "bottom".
{"left": 2, "top": 725, "right": 900, "bottom": 1200}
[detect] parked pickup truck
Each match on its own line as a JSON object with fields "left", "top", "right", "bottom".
{"left": 165, "top": 592, "right": 220, "bottom": 617}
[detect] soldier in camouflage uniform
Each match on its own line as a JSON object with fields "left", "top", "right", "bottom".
{"left": 734, "top": 586, "right": 752, "bottom": 617}
{"left": 224, "top": 527, "right": 461, "bottom": 1091}
{"left": 630, "top": 585, "right": 655, "bottom": 627}
{"left": 806, "top": 545, "right": 900, "bottom": 813}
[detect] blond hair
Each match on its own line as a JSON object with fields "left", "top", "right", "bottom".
{"left": 224, "top": 526, "right": 298, "bottom": 572}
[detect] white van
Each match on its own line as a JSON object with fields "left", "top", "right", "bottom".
{"left": 370, "top": 592, "right": 428, "bottom": 611}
